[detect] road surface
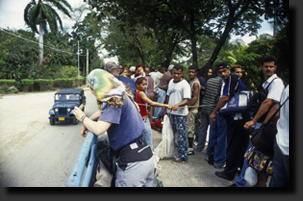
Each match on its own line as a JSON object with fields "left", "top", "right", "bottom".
{"left": 0, "top": 89, "right": 97, "bottom": 187}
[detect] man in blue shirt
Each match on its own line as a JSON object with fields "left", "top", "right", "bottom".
{"left": 210, "top": 62, "right": 250, "bottom": 181}
{"left": 104, "top": 61, "right": 136, "bottom": 96}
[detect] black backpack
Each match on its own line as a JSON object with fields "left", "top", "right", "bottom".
{"left": 249, "top": 78, "right": 277, "bottom": 122}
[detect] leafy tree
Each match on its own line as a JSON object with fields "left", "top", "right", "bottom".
{"left": 0, "top": 29, "right": 39, "bottom": 79}
{"left": 270, "top": 22, "right": 289, "bottom": 84}
{"left": 24, "top": 0, "right": 73, "bottom": 77}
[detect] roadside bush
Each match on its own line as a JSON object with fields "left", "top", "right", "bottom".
{"left": 8, "top": 86, "right": 19, "bottom": 93}
{"left": 0, "top": 79, "right": 16, "bottom": 87}
{"left": 0, "top": 84, "right": 9, "bottom": 94}
{"left": 34, "top": 79, "right": 54, "bottom": 91}
{"left": 21, "top": 79, "right": 35, "bottom": 92}
{"left": 54, "top": 78, "right": 74, "bottom": 88}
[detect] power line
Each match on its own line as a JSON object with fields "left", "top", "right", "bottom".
{"left": 0, "top": 27, "right": 86, "bottom": 57}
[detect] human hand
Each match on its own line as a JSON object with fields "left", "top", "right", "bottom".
{"left": 172, "top": 104, "right": 179, "bottom": 111}
{"left": 80, "top": 125, "right": 88, "bottom": 137}
{"left": 210, "top": 112, "right": 216, "bottom": 121}
{"left": 243, "top": 120, "right": 256, "bottom": 130}
{"left": 166, "top": 104, "right": 172, "bottom": 111}
{"left": 73, "top": 106, "right": 86, "bottom": 121}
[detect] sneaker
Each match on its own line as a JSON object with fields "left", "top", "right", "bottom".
{"left": 187, "top": 148, "right": 194, "bottom": 155}
{"left": 214, "top": 163, "right": 225, "bottom": 169}
{"left": 188, "top": 150, "right": 194, "bottom": 155}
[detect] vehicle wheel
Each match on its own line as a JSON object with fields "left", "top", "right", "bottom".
{"left": 50, "top": 118, "right": 55, "bottom": 125}
{"left": 72, "top": 116, "right": 78, "bottom": 125}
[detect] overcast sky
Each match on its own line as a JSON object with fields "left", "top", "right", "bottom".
{"left": 0, "top": 0, "right": 273, "bottom": 64}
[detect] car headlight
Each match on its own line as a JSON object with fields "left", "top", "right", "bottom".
{"left": 67, "top": 108, "right": 71, "bottom": 112}
{"left": 55, "top": 108, "right": 58, "bottom": 112}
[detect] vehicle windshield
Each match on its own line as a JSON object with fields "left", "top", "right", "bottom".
{"left": 55, "top": 94, "right": 80, "bottom": 101}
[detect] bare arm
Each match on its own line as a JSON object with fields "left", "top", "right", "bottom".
{"left": 244, "top": 98, "right": 273, "bottom": 129}
{"left": 172, "top": 99, "right": 189, "bottom": 111}
{"left": 138, "top": 91, "right": 171, "bottom": 109}
{"left": 79, "top": 110, "right": 102, "bottom": 137}
{"left": 209, "top": 95, "right": 230, "bottom": 121}
{"left": 82, "top": 118, "right": 112, "bottom": 136}
{"left": 188, "top": 82, "right": 200, "bottom": 108}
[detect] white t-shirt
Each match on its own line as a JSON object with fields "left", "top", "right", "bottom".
{"left": 150, "top": 71, "right": 163, "bottom": 91}
{"left": 262, "top": 74, "right": 285, "bottom": 102}
{"left": 255, "top": 74, "right": 285, "bottom": 129}
{"left": 276, "top": 85, "right": 289, "bottom": 155}
{"left": 167, "top": 79, "right": 191, "bottom": 116}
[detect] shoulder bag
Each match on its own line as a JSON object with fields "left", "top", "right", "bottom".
{"left": 250, "top": 96, "right": 289, "bottom": 157}
{"left": 219, "top": 78, "right": 255, "bottom": 115}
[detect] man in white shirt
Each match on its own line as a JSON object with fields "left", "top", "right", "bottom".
{"left": 232, "top": 55, "right": 285, "bottom": 187}
{"left": 165, "top": 65, "right": 191, "bottom": 163}
{"left": 270, "top": 85, "right": 289, "bottom": 187}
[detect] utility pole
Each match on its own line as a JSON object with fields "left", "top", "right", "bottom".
{"left": 86, "top": 36, "right": 93, "bottom": 77}
{"left": 77, "top": 40, "right": 80, "bottom": 87}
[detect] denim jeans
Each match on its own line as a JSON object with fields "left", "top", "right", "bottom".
{"left": 142, "top": 118, "right": 153, "bottom": 150}
{"left": 197, "top": 112, "right": 213, "bottom": 152}
{"left": 235, "top": 128, "right": 259, "bottom": 187}
{"left": 205, "top": 113, "right": 227, "bottom": 167}
{"left": 269, "top": 139, "right": 289, "bottom": 187}
{"left": 152, "top": 88, "right": 166, "bottom": 121}
{"left": 169, "top": 114, "right": 188, "bottom": 161}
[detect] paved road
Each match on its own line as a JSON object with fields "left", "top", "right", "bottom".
{"left": 0, "top": 88, "right": 238, "bottom": 187}
{"left": 0, "top": 89, "right": 97, "bottom": 187}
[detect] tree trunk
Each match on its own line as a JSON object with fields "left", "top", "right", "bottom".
{"left": 39, "top": 22, "right": 44, "bottom": 78}
{"left": 189, "top": 9, "right": 198, "bottom": 66}
{"left": 190, "top": 34, "right": 198, "bottom": 66}
{"left": 207, "top": 24, "right": 233, "bottom": 67}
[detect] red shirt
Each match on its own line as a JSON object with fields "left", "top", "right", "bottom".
{"left": 136, "top": 91, "right": 148, "bottom": 117}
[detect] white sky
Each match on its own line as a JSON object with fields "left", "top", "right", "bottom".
{"left": 0, "top": 0, "right": 273, "bottom": 64}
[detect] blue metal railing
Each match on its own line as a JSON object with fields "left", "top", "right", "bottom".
{"left": 63, "top": 131, "right": 97, "bottom": 187}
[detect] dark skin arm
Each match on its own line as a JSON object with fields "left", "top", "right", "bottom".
{"left": 209, "top": 95, "right": 230, "bottom": 121}
{"left": 243, "top": 98, "right": 273, "bottom": 129}
{"left": 263, "top": 103, "right": 279, "bottom": 123}
{"left": 162, "top": 95, "right": 189, "bottom": 115}
{"left": 188, "top": 82, "right": 200, "bottom": 110}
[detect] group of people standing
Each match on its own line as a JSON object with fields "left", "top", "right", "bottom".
{"left": 73, "top": 55, "right": 289, "bottom": 187}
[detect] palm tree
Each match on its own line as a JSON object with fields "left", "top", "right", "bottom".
{"left": 24, "top": 0, "right": 73, "bottom": 77}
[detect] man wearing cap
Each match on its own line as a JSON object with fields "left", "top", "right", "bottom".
{"left": 209, "top": 62, "right": 250, "bottom": 181}
{"left": 129, "top": 66, "right": 136, "bottom": 79}
{"left": 152, "top": 64, "right": 174, "bottom": 122}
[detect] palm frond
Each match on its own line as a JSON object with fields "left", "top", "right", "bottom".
{"left": 45, "top": 0, "right": 72, "bottom": 18}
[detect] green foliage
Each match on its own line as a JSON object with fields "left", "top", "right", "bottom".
{"left": 21, "top": 79, "right": 35, "bottom": 92}
{"left": 24, "top": 0, "right": 73, "bottom": 34}
{"left": 270, "top": 23, "right": 289, "bottom": 84}
{"left": 8, "top": 86, "right": 19, "bottom": 93}
{"left": 0, "top": 79, "right": 16, "bottom": 86}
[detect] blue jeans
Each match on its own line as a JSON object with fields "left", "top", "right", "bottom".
{"left": 235, "top": 128, "right": 259, "bottom": 187}
{"left": 205, "top": 113, "right": 227, "bottom": 167}
{"left": 152, "top": 88, "right": 166, "bottom": 121}
{"left": 142, "top": 118, "right": 153, "bottom": 150}
{"left": 269, "top": 140, "right": 289, "bottom": 187}
{"left": 197, "top": 112, "right": 213, "bottom": 152}
{"left": 169, "top": 114, "right": 188, "bottom": 161}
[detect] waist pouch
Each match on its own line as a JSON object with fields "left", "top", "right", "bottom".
{"left": 117, "top": 139, "right": 153, "bottom": 171}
